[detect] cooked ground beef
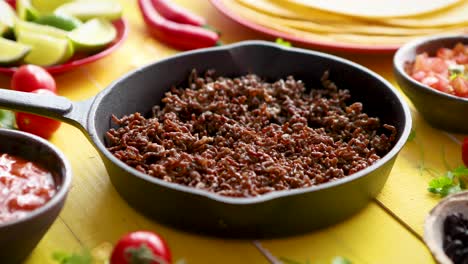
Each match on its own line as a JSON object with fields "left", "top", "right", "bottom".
{"left": 106, "top": 70, "right": 396, "bottom": 197}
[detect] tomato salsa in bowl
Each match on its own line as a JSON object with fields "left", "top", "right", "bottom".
{"left": 394, "top": 35, "right": 468, "bottom": 133}
{"left": 0, "top": 129, "right": 71, "bottom": 263}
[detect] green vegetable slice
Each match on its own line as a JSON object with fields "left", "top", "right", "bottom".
{"left": 54, "top": 1, "right": 123, "bottom": 21}
{"left": 34, "top": 14, "right": 82, "bottom": 31}
{"left": 0, "top": 109, "right": 16, "bottom": 129}
{"left": 0, "top": 37, "right": 31, "bottom": 65}
{"left": 17, "top": 0, "right": 40, "bottom": 21}
{"left": 68, "top": 18, "right": 116, "bottom": 52}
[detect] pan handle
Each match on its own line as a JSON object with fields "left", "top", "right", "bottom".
{"left": 0, "top": 89, "right": 92, "bottom": 130}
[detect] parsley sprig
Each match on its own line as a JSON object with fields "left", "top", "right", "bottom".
{"left": 428, "top": 166, "right": 468, "bottom": 197}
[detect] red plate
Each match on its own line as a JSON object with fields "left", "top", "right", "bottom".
{"left": 0, "top": 18, "right": 128, "bottom": 75}
{"left": 210, "top": 0, "right": 400, "bottom": 54}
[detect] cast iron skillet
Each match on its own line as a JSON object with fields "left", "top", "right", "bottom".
{"left": 0, "top": 41, "right": 412, "bottom": 238}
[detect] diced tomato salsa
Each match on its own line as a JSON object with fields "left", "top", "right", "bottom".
{"left": 0, "top": 153, "right": 56, "bottom": 224}
{"left": 407, "top": 42, "right": 468, "bottom": 98}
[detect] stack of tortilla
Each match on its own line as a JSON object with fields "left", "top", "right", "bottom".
{"left": 221, "top": 0, "right": 468, "bottom": 46}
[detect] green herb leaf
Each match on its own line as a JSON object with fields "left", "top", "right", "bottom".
{"left": 428, "top": 166, "right": 468, "bottom": 197}
{"left": 0, "top": 109, "right": 15, "bottom": 129}
{"left": 450, "top": 73, "right": 461, "bottom": 80}
{"left": 449, "top": 64, "right": 465, "bottom": 76}
{"left": 332, "top": 256, "right": 352, "bottom": 264}
{"left": 275, "top": 38, "right": 292, "bottom": 47}
{"left": 52, "top": 251, "right": 92, "bottom": 264}
{"left": 449, "top": 64, "right": 466, "bottom": 80}
{"left": 450, "top": 166, "right": 468, "bottom": 177}
{"left": 407, "top": 129, "right": 416, "bottom": 142}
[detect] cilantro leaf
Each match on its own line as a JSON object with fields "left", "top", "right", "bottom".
{"left": 450, "top": 166, "right": 468, "bottom": 177}
{"left": 449, "top": 64, "right": 466, "bottom": 80}
{"left": 52, "top": 251, "right": 92, "bottom": 264}
{"left": 275, "top": 38, "right": 292, "bottom": 47}
{"left": 428, "top": 166, "right": 468, "bottom": 197}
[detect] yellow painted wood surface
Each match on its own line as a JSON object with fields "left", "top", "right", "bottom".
{"left": 0, "top": 0, "right": 459, "bottom": 263}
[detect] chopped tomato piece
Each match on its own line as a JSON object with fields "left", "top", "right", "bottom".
{"left": 428, "top": 58, "right": 448, "bottom": 74}
{"left": 421, "top": 74, "right": 452, "bottom": 94}
{"left": 412, "top": 53, "right": 448, "bottom": 74}
{"left": 408, "top": 42, "right": 467, "bottom": 98}
{"left": 413, "top": 53, "right": 429, "bottom": 72}
{"left": 455, "top": 54, "right": 468, "bottom": 64}
{"left": 454, "top": 43, "right": 466, "bottom": 54}
{"left": 452, "top": 76, "right": 468, "bottom": 97}
{"left": 411, "top": 71, "right": 426, "bottom": 81}
{"left": 437, "top": 48, "right": 453, "bottom": 59}
{"left": 421, "top": 76, "right": 438, "bottom": 86}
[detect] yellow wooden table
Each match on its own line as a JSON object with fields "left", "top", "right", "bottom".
{"left": 1, "top": 1, "right": 463, "bottom": 263}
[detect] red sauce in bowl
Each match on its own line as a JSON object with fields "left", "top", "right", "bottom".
{"left": 0, "top": 153, "right": 56, "bottom": 224}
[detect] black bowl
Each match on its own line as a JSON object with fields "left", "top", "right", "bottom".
{"left": 0, "top": 129, "right": 72, "bottom": 263}
{"left": 393, "top": 34, "right": 468, "bottom": 133}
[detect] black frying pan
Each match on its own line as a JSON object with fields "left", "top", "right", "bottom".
{"left": 0, "top": 41, "right": 412, "bottom": 238}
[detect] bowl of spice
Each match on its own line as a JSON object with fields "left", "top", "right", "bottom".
{"left": 425, "top": 191, "right": 468, "bottom": 264}
{"left": 393, "top": 34, "right": 468, "bottom": 133}
{"left": 0, "top": 128, "right": 72, "bottom": 263}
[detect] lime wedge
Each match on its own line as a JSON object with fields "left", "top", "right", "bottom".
{"left": 55, "top": 1, "right": 122, "bottom": 21}
{"left": 15, "top": 20, "right": 75, "bottom": 61}
{"left": 68, "top": 18, "right": 116, "bottom": 52}
{"left": 15, "top": 20, "right": 68, "bottom": 38}
{"left": 0, "top": 37, "right": 31, "bottom": 65}
{"left": 18, "top": 32, "right": 70, "bottom": 66}
{"left": 31, "top": 0, "right": 74, "bottom": 14}
{"left": 0, "top": 0, "right": 16, "bottom": 28}
{"left": 35, "top": 14, "right": 82, "bottom": 31}
{"left": 17, "top": 0, "right": 39, "bottom": 21}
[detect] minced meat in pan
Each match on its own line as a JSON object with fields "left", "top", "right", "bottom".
{"left": 106, "top": 70, "right": 397, "bottom": 197}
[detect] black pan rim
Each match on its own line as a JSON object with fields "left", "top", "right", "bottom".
{"left": 87, "top": 40, "right": 412, "bottom": 204}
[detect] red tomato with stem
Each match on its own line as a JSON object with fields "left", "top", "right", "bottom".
{"left": 15, "top": 89, "right": 61, "bottom": 139}
{"left": 11, "top": 65, "right": 57, "bottom": 93}
{"left": 110, "top": 231, "right": 172, "bottom": 264}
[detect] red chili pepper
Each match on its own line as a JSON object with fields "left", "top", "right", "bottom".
{"left": 150, "top": 0, "right": 205, "bottom": 27}
{"left": 462, "top": 137, "right": 468, "bottom": 167}
{"left": 138, "top": 0, "right": 219, "bottom": 50}
{"left": 5, "top": 0, "right": 15, "bottom": 8}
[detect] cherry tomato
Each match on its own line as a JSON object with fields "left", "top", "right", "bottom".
{"left": 15, "top": 89, "right": 61, "bottom": 139}
{"left": 11, "top": 65, "right": 57, "bottom": 93}
{"left": 110, "top": 231, "right": 172, "bottom": 264}
{"left": 463, "top": 137, "right": 468, "bottom": 168}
